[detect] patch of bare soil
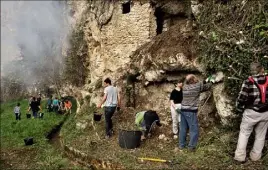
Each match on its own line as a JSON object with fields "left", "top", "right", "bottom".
{"left": 0, "top": 148, "right": 38, "bottom": 170}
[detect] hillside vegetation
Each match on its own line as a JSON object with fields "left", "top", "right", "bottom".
{"left": 197, "top": 0, "right": 268, "bottom": 96}
{"left": 0, "top": 99, "right": 82, "bottom": 169}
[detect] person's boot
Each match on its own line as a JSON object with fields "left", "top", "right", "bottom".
{"left": 188, "top": 147, "right": 196, "bottom": 152}
{"left": 250, "top": 151, "right": 262, "bottom": 162}
{"left": 233, "top": 158, "right": 247, "bottom": 164}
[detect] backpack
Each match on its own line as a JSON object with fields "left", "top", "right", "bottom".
{"left": 248, "top": 75, "right": 268, "bottom": 112}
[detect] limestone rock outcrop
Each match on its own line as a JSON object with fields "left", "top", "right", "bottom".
{"left": 127, "top": 20, "right": 198, "bottom": 84}
{"left": 67, "top": 0, "right": 236, "bottom": 125}
{"left": 213, "top": 83, "right": 235, "bottom": 125}
{"left": 191, "top": 0, "right": 202, "bottom": 17}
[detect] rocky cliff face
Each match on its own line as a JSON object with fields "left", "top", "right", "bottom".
{"left": 67, "top": 0, "right": 234, "bottom": 125}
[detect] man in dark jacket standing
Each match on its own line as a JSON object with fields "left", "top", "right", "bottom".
{"left": 28, "top": 97, "right": 41, "bottom": 118}
{"left": 234, "top": 62, "right": 268, "bottom": 162}
{"left": 179, "top": 74, "right": 212, "bottom": 151}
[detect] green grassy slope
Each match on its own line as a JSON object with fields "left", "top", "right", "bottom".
{"left": 0, "top": 98, "right": 83, "bottom": 169}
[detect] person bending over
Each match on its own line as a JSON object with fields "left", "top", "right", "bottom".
{"left": 135, "top": 110, "right": 162, "bottom": 140}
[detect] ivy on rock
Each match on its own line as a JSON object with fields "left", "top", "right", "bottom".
{"left": 197, "top": 0, "right": 268, "bottom": 97}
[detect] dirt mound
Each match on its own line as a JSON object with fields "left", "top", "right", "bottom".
{"left": 129, "top": 20, "right": 197, "bottom": 73}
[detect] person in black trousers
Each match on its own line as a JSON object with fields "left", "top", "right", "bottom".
{"left": 135, "top": 110, "right": 162, "bottom": 140}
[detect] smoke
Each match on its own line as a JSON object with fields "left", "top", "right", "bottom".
{"left": 1, "top": 1, "right": 72, "bottom": 87}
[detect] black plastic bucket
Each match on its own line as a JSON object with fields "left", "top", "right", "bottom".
{"left": 118, "top": 129, "right": 142, "bottom": 149}
{"left": 24, "top": 137, "right": 33, "bottom": 145}
{"left": 93, "top": 112, "right": 102, "bottom": 121}
{"left": 26, "top": 113, "right": 31, "bottom": 119}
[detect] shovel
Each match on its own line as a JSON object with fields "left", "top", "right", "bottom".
{"left": 138, "top": 157, "right": 179, "bottom": 165}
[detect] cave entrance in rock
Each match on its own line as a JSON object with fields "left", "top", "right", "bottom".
{"left": 154, "top": 7, "right": 164, "bottom": 35}
{"left": 122, "top": 2, "right": 131, "bottom": 14}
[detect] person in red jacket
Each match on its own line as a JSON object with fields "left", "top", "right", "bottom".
{"left": 64, "top": 100, "right": 72, "bottom": 114}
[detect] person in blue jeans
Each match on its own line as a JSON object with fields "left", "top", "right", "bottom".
{"left": 97, "top": 78, "right": 121, "bottom": 139}
{"left": 179, "top": 74, "right": 212, "bottom": 151}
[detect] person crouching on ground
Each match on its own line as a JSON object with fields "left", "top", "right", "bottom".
{"left": 179, "top": 74, "right": 212, "bottom": 151}
{"left": 14, "top": 103, "right": 21, "bottom": 120}
{"left": 170, "top": 78, "right": 184, "bottom": 139}
{"left": 234, "top": 62, "right": 268, "bottom": 163}
{"left": 97, "top": 78, "right": 121, "bottom": 138}
{"left": 135, "top": 110, "right": 162, "bottom": 140}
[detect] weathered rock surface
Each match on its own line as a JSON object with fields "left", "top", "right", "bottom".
{"left": 161, "top": 1, "right": 186, "bottom": 15}
{"left": 191, "top": 0, "right": 202, "bottom": 17}
{"left": 76, "top": 121, "right": 88, "bottom": 130}
{"left": 213, "top": 83, "right": 235, "bottom": 124}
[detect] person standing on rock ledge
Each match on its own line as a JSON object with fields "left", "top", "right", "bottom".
{"left": 234, "top": 62, "right": 268, "bottom": 163}
{"left": 178, "top": 74, "right": 212, "bottom": 152}
{"left": 98, "top": 78, "right": 121, "bottom": 139}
